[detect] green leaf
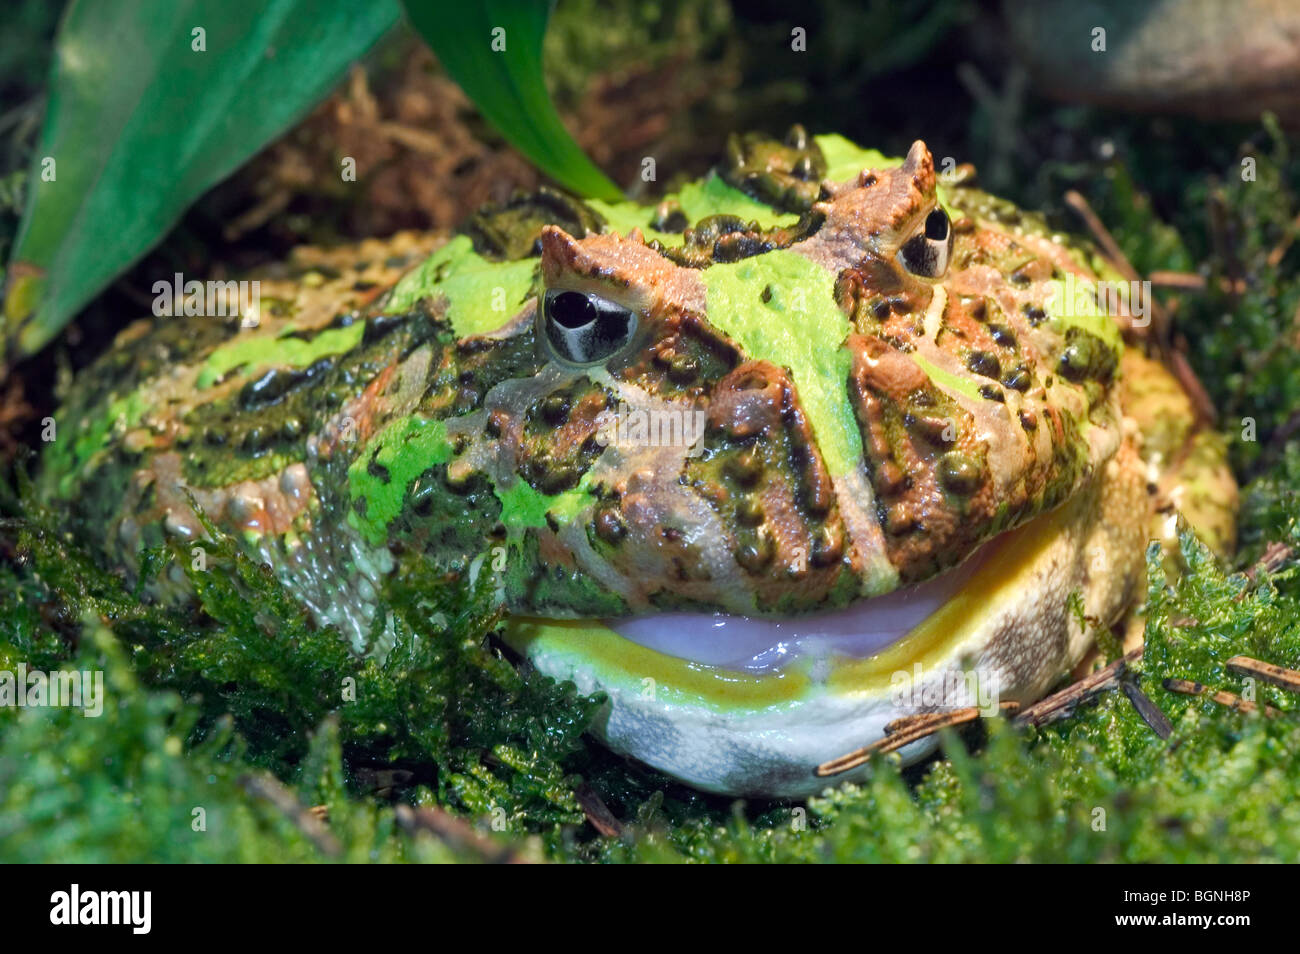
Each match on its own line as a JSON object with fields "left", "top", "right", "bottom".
{"left": 2, "top": 0, "right": 402, "bottom": 363}
{"left": 403, "top": 0, "right": 622, "bottom": 203}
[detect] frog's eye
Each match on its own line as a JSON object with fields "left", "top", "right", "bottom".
{"left": 898, "top": 207, "right": 953, "bottom": 279}
{"left": 542, "top": 288, "right": 638, "bottom": 365}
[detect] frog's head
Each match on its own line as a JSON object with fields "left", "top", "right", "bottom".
{"left": 377, "top": 135, "right": 1148, "bottom": 796}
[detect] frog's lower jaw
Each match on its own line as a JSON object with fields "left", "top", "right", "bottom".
{"left": 505, "top": 444, "right": 1149, "bottom": 798}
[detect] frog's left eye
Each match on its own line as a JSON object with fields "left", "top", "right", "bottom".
{"left": 898, "top": 207, "right": 953, "bottom": 279}
{"left": 542, "top": 288, "right": 638, "bottom": 366}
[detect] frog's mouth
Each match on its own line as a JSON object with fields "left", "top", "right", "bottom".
{"left": 501, "top": 481, "right": 1121, "bottom": 798}
{"left": 602, "top": 535, "right": 1001, "bottom": 674}
{"left": 505, "top": 512, "right": 1036, "bottom": 710}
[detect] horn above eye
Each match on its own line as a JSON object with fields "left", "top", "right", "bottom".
{"left": 542, "top": 288, "right": 638, "bottom": 366}
{"left": 899, "top": 207, "right": 953, "bottom": 279}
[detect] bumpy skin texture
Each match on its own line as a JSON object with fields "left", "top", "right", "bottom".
{"left": 41, "top": 133, "right": 1236, "bottom": 795}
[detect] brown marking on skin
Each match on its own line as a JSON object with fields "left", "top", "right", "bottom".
{"left": 540, "top": 226, "right": 706, "bottom": 316}
{"left": 612, "top": 309, "right": 741, "bottom": 401}
{"left": 703, "top": 360, "right": 848, "bottom": 603}
{"left": 797, "top": 140, "right": 938, "bottom": 272}
{"left": 317, "top": 362, "right": 397, "bottom": 458}
{"left": 846, "top": 332, "right": 1002, "bottom": 581}
{"left": 537, "top": 530, "right": 579, "bottom": 570}
{"left": 121, "top": 453, "right": 316, "bottom": 557}
{"left": 833, "top": 252, "right": 933, "bottom": 333}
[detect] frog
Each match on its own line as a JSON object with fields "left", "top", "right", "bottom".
{"left": 39, "top": 128, "right": 1238, "bottom": 798}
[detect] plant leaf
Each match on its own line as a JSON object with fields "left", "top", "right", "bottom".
{"left": 3, "top": 0, "right": 402, "bottom": 363}
{"left": 402, "top": 0, "right": 622, "bottom": 203}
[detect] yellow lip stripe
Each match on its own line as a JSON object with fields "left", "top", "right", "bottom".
{"left": 504, "top": 496, "right": 1076, "bottom": 713}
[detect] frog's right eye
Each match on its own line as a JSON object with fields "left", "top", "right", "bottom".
{"left": 542, "top": 288, "right": 638, "bottom": 366}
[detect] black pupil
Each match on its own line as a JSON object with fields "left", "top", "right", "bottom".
{"left": 550, "top": 291, "right": 598, "bottom": 329}
{"left": 924, "top": 208, "right": 949, "bottom": 241}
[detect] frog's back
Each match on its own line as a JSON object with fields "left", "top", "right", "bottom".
{"left": 40, "top": 234, "right": 451, "bottom": 626}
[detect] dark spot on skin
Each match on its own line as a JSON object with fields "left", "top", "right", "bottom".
{"left": 542, "top": 394, "right": 570, "bottom": 426}
{"left": 367, "top": 456, "right": 391, "bottom": 483}
{"left": 988, "top": 324, "right": 1017, "bottom": 348}
{"left": 910, "top": 415, "right": 955, "bottom": 448}
{"left": 237, "top": 424, "right": 277, "bottom": 456}
{"left": 938, "top": 452, "right": 982, "bottom": 495}
{"left": 725, "top": 449, "right": 763, "bottom": 486}
{"left": 811, "top": 525, "right": 844, "bottom": 566}
{"left": 1001, "top": 367, "right": 1032, "bottom": 391}
{"left": 444, "top": 465, "right": 473, "bottom": 492}
{"left": 651, "top": 200, "right": 689, "bottom": 233}
{"left": 979, "top": 384, "right": 1005, "bottom": 402}
{"left": 737, "top": 496, "right": 764, "bottom": 526}
{"left": 594, "top": 508, "right": 627, "bottom": 544}
{"left": 761, "top": 284, "right": 773, "bottom": 303}
{"left": 1023, "top": 304, "right": 1047, "bottom": 326}
{"left": 238, "top": 364, "right": 318, "bottom": 411}
{"left": 1057, "top": 328, "right": 1117, "bottom": 384}
{"left": 1019, "top": 409, "right": 1038, "bottom": 430}
{"left": 734, "top": 534, "right": 774, "bottom": 572}
{"left": 967, "top": 350, "right": 1001, "bottom": 380}
{"left": 668, "top": 354, "right": 699, "bottom": 384}
{"left": 362, "top": 312, "right": 406, "bottom": 345}
{"left": 408, "top": 477, "right": 436, "bottom": 516}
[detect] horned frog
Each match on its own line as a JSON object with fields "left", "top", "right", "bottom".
{"left": 41, "top": 129, "right": 1237, "bottom": 797}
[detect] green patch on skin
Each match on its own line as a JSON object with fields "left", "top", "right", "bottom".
{"left": 387, "top": 235, "right": 537, "bottom": 336}
{"left": 587, "top": 201, "right": 688, "bottom": 245}
{"left": 816, "top": 134, "right": 894, "bottom": 185}
{"left": 816, "top": 133, "right": 956, "bottom": 209}
{"left": 591, "top": 173, "right": 800, "bottom": 243}
{"left": 701, "top": 249, "right": 863, "bottom": 477}
{"left": 678, "top": 174, "right": 801, "bottom": 228}
{"left": 909, "top": 352, "right": 985, "bottom": 403}
{"left": 347, "top": 416, "right": 453, "bottom": 544}
{"left": 197, "top": 322, "right": 365, "bottom": 389}
{"left": 1042, "top": 277, "right": 1124, "bottom": 353}
{"left": 496, "top": 474, "right": 594, "bottom": 538}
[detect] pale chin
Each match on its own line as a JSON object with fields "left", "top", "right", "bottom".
{"left": 606, "top": 536, "right": 1000, "bottom": 674}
